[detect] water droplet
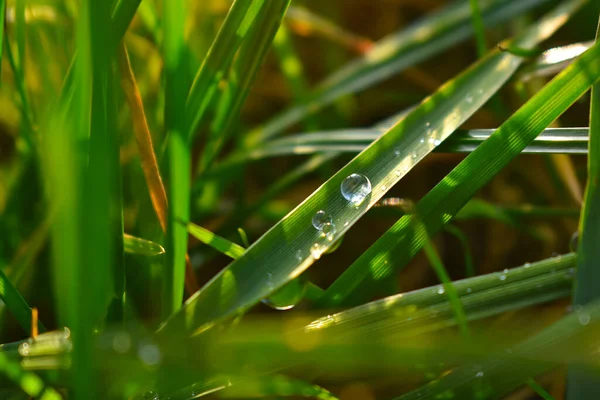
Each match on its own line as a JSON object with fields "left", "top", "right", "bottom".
{"left": 312, "top": 210, "right": 332, "bottom": 230}
{"left": 433, "top": 139, "right": 441, "bottom": 146}
{"left": 311, "top": 242, "right": 323, "bottom": 259}
{"left": 138, "top": 342, "right": 162, "bottom": 367}
{"left": 394, "top": 147, "right": 401, "bottom": 156}
{"left": 420, "top": 138, "right": 425, "bottom": 144}
{"left": 476, "top": 371, "right": 484, "bottom": 378}
{"left": 263, "top": 276, "right": 308, "bottom": 311}
{"left": 499, "top": 274, "right": 506, "bottom": 281}
{"left": 466, "top": 94, "right": 473, "bottom": 103}
{"left": 344, "top": 221, "right": 349, "bottom": 227}
{"left": 341, "top": 173, "right": 372, "bottom": 206}
{"left": 466, "top": 288, "right": 472, "bottom": 294}
{"left": 411, "top": 152, "right": 418, "bottom": 159}
{"left": 437, "top": 287, "right": 445, "bottom": 294}
{"left": 321, "top": 222, "right": 337, "bottom": 241}
{"left": 295, "top": 249, "right": 303, "bottom": 261}
{"left": 579, "top": 312, "right": 591, "bottom": 326}
{"left": 503, "top": 269, "right": 509, "bottom": 274}
{"left": 395, "top": 170, "right": 401, "bottom": 177}
{"left": 143, "top": 391, "right": 159, "bottom": 400}
{"left": 524, "top": 262, "right": 531, "bottom": 268}
{"left": 382, "top": 185, "right": 387, "bottom": 191}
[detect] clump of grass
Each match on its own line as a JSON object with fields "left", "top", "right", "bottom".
{"left": 0, "top": 0, "right": 599, "bottom": 399}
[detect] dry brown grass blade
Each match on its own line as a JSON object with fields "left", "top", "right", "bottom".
{"left": 117, "top": 41, "right": 199, "bottom": 293}
{"left": 550, "top": 153, "right": 583, "bottom": 205}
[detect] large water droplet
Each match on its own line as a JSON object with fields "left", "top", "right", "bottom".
{"left": 312, "top": 210, "right": 332, "bottom": 230}
{"left": 262, "top": 276, "right": 308, "bottom": 311}
{"left": 437, "top": 287, "right": 445, "bottom": 294}
{"left": 341, "top": 173, "right": 371, "bottom": 206}
{"left": 321, "top": 221, "right": 337, "bottom": 241}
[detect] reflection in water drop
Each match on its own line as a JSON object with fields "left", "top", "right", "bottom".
{"left": 437, "top": 287, "right": 445, "bottom": 295}
{"left": 321, "top": 221, "right": 337, "bottom": 241}
{"left": 341, "top": 173, "right": 372, "bottom": 206}
{"left": 262, "top": 276, "right": 308, "bottom": 311}
{"left": 312, "top": 210, "right": 332, "bottom": 230}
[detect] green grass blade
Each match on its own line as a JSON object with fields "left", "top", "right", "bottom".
{"left": 0, "top": 351, "right": 62, "bottom": 399}
{"left": 520, "top": 41, "right": 592, "bottom": 82}
{"left": 163, "top": 0, "right": 189, "bottom": 319}
{"left": 159, "top": 0, "right": 583, "bottom": 337}
{"left": 0, "top": 0, "right": 4, "bottom": 78}
{"left": 0, "top": 264, "right": 46, "bottom": 334}
{"left": 567, "top": 13, "right": 600, "bottom": 400}
{"left": 469, "top": 0, "right": 488, "bottom": 57}
{"left": 197, "top": 0, "right": 291, "bottom": 172}
{"left": 184, "top": 0, "right": 254, "bottom": 139}
{"left": 319, "top": 6, "right": 600, "bottom": 308}
{"left": 246, "top": 0, "right": 553, "bottom": 145}
{"left": 186, "top": 221, "right": 246, "bottom": 260}
{"left": 527, "top": 379, "right": 556, "bottom": 400}
{"left": 124, "top": 234, "right": 165, "bottom": 257}
{"left": 444, "top": 225, "right": 475, "bottom": 277}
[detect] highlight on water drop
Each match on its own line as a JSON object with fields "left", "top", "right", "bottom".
{"left": 341, "top": 173, "right": 372, "bottom": 206}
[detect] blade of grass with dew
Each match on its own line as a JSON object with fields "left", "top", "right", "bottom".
{"left": 159, "top": 0, "right": 585, "bottom": 337}
{"left": 163, "top": 0, "right": 189, "bottom": 319}
{"left": 319, "top": 11, "right": 600, "bottom": 308}
{"left": 394, "top": 298, "right": 600, "bottom": 400}
{"left": 197, "top": 0, "right": 292, "bottom": 173}
{"left": 469, "top": 0, "right": 488, "bottom": 58}
{"left": 184, "top": 0, "right": 256, "bottom": 139}
{"left": 0, "top": 262, "right": 46, "bottom": 334}
{"left": 567, "top": 13, "right": 600, "bottom": 400}
{"left": 124, "top": 234, "right": 165, "bottom": 257}
{"left": 245, "top": 0, "right": 553, "bottom": 145}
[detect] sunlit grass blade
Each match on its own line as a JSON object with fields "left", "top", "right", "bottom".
{"left": 186, "top": 221, "right": 245, "bottom": 260}
{"left": 394, "top": 298, "right": 600, "bottom": 400}
{"left": 469, "top": 0, "right": 487, "bottom": 57}
{"left": 0, "top": 263, "right": 46, "bottom": 334}
{"left": 197, "top": 0, "right": 292, "bottom": 172}
{"left": 246, "top": 0, "right": 553, "bottom": 144}
{"left": 567, "top": 15, "right": 600, "bottom": 400}
{"left": 184, "top": 0, "right": 255, "bottom": 139}
{"left": 519, "top": 41, "right": 592, "bottom": 82}
{"left": 319, "top": 9, "right": 600, "bottom": 308}
{"left": 0, "top": 351, "right": 62, "bottom": 399}
{"left": 159, "top": 0, "right": 583, "bottom": 337}
{"left": 124, "top": 234, "right": 165, "bottom": 257}
{"left": 163, "top": 0, "right": 189, "bottom": 319}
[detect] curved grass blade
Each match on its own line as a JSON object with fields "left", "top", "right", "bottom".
{"left": 394, "top": 298, "right": 600, "bottom": 400}
{"left": 246, "top": 0, "right": 553, "bottom": 145}
{"left": 124, "top": 234, "right": 165, "bottom": 257}
{"left": 567, "top": 15, "right": 600, "bottom": 400}
{"left": 319, "top": 8, "right": 600, "bottom": 308}
{"left": 159, "top": 0, "right": 584, "bottom": 337}
{"left": 519, "top": 41, "right": 592, "bottom": 82}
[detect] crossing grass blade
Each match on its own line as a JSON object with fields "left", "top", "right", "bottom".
{"left": 186, "top": 221, "right": 246, "bottom": 260}
{"left": 567, "top": 14, "right": 600, "bottom": 400}
{"left": 245, "top": 0, "right": 553, "bottom": 145}
{"left": 319, "top": 7, "right": 600, "bottom": 308}
{"left": 157, "top": 0, "right": 584, "bottom": 338}
{"left": 124, "top": 234, "right": 165, "bottom": 257}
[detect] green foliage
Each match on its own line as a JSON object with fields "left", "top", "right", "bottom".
{"left": 1, "top": 0, "right": 600, "bottom": 398}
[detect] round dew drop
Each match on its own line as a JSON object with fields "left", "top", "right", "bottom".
{"left": 341, "top": 173, "right": 372, "bottom": 206}
{"left": 312, "top": 210, "right": 332, "bottom": 230}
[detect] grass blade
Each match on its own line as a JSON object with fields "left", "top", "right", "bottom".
{"left": 163, "top": 0, "right": 189, "bottom": 318}
{"left": 246, "top": 0, "right": 553, "bottom": 144}
{"left": 159, "top": 0, "right": 583, "bottom": 337}
{"left": 567, "top": 12, "right": 600, "bottom": 400}
{"left": 469, "top": 0, "right": 488, "bottom": 57}
{"left": 186, "top": 221, "right": 246, "bottom": 260}
{"left": 0, "top": 263, "right": 45, "bottom": 334}
{"left": 124, "top": 234, "right": 165, "bottom": 257}
{"left": 319, "top": 3, "right": 599, "bottom": 308}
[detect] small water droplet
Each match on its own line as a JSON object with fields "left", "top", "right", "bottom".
{"left": 382, "top": 185, "right": 387, "bottom": 191}
{"left": 344, "top": 221, "right": 349, "bottom": 227}
{"left": 321, "top": 222, "right": 337, "bottom": 241}
{"left": 419, "top": 138, "right": 425, "bottom": 144}
{"left": 311, "top": 242, "right": 323, "bottom": 259}
{"left": 579, "top": 312, "right": 591, "bottom": 325}
{"left": 312, "top": 210, "right": 332, "bottom": 230}
{"left": 341, "top": 173, "right": 371, "bottom": 206}
{"left": 466, "top": 94, "right": 473, "bottom": 103}
{"left": 411, "top": 152, "right": 418, "bottom": 159}
{"left": 295, "top": 249, "right": 303, "bottom": 261}
{"left": 466, "top": 288, "right": 472, "bottom": 293}
{"left": 524, "top": 262, "right": 531, "bottom": 268}
{"left": 433, "top": 139, "right": 441, "bottom": 146}
{"left": 143, "top": 391, "right": 159, "bottom": 400}
{"left": 503, "top": 269, "right": 509, "bottom": 274}
{"left": 394, "top": 147, "right": 401, "bottom": 156}
{"left": 499, "top": 274, "right": 506, "bottom": 281}
{"left": 437, "top": 287, "right": 445, "bottom": 294}
{"left": 395, "top": 170, "right": 401, "bottom": 177}
{"left": 476, "top": 371, "right": 484, "bottom": 378}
